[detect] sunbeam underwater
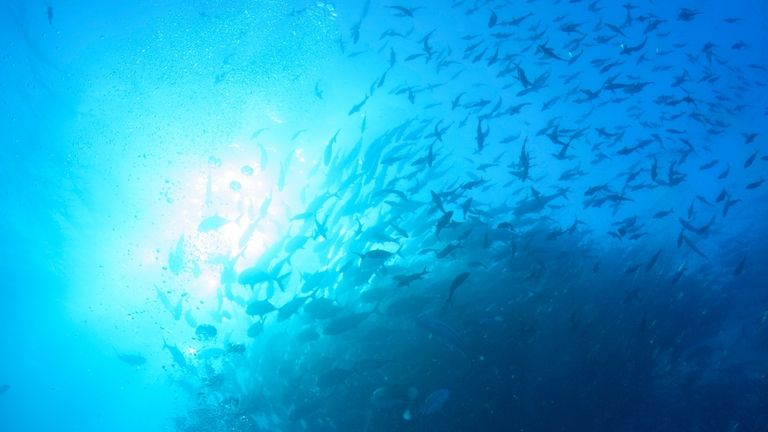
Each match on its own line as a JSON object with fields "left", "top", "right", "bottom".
{"left": 1, "top": 0, "right": 767, "bottom": 431}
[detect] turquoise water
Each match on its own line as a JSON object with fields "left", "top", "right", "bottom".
{"left": 1, "top": 0, "right": 767, "bottom": 430}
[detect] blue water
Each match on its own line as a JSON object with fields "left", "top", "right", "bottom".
{"left": 1, "top": 0, "right": 767, "bottom": 430}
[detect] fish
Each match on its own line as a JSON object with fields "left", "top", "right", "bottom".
{"left": 0, "top": 384, "right": 10, "bottom": 396}
{"left": 670, "top": 264, "right": 686, "bottom": 284}
{"left": 645, "top": 249, "right": 662, "bottom": 271}
{"left": 514, "top": 188, "right": 567, "bottom": 217}
{"left": 386, "top": 5, "right": 423, "bottom": 17}
{"left": 744, "top": 150, "right": 759, "bottom": 168}
{"left": 238, "top": 265, "right": 290, "bottom": 291}
{"left": 247, "top": 321, "right": 264, "bottom": 338}
{"left": 197, "top": 214, "right": 230, "bottom": 232}
{"left": 392, "top": 267, "right": 429, "bottom": 288}
{"left": 537, "top": 43, "right": 566, "bottom": 61}
{"left": 246, "top": 299, "right": 277, "bottom": 317}
{"left": 718, "top": 165, "right": 730, "bottom": 179}
{"left": 698, "top": 159, "right": 718, "bottom": 170}
{"left": 678, "top": 216, "right": 716, "bottom": 235}
{"left": 445, "top": 272, "right": 470, "bottom": 306}
{"left": 420, "top": 389, "right": 451, "bottom": 415}
{"left": 436, "top": 242, "right": 461, "bottom": 258}
{"left": 357, "top": 247, "right": 400, "bottom": 261}
{"left": 620, "top": 37, "right": 647, "bottom": 55}
{"left": 114, "top": 348, "right": 147, "bottom": 366}
{"left": 155, "top": 285, "right": 182, "bottom": 320}
{"left": 324, "top": 129, "right": 341, "bottom": 166}
{"left": 430, "top": 190, "right": 445, "bottom": 213}
{"left": 277, "top": 293, "right": 314, "bottom": 321}
{"left": 195, "top": 324, "right": 217, "bottom": 341}
{"left": 733, "top": 257, "right": 746, "bottom": 276}
{"left": 653, "top": 209, "right": 674, "bottom": 219}
{"left": 678, "top": 8, "right": 700, "bottom": 21}
{"left": 488, "top": 10, "right": 497, "bottom": 28}
{"left": 681, "top": 235, "right": 707, "bottom": 258}
{"left": 435, "top": 210, "right": 453, "bottom": 238}
{"left": 475, "top": 118, "right": 490, "bottom": 152}
{"left": 348, "top": 94, "right": 369, "bottom": 115}
{"left": 162, "top": 339, "right": 188, "bottom": 370}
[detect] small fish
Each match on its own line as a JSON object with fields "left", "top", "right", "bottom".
{"left": 197, "top": 214, "right": 230, "bottom": 232}
{"left": 348, "top": 94, "right": 369, "bottom": 115}
{"left": 746, "top": 178, "right": 765, "bottom": 189}
{"left": 718, "top": 165, "right": 730, "bottom": 179}
{"left": 744, "top": 150, "right": 759, "bottom": 168}
{"left": 247, "top": 321, "right": 264, "bottom": 338}
{"left": 195, "top": 324, "right": 218, "bottom": 341}
{"left": 733, "top": 257, "right": 746, "bottom": 276}
{"left": 715, "top": 189, "right": 728, "bottom": 203}
{"left": 246, "top": 299, "right": 277, "bottom": 317}
{"left": 445, "top": 272, "right": 470, "bottom": 306}
{"left": 488, "top": 10, "right": 497, "bottom": 28}
{"left": 323, "top": 129, "right": 340, "bottom": 166}
{"left": 671, "top": 264, "right": 686, "bottom": 284}
{"left": 278, "top": 293, "right": 313, "bottom": 321}
{"left": 645, "top": 249, "right": 662, "bottom": 271}
{"left": 435, "top": 211, "right": 453, "bottom": 238}
{"left": 114, "top": 348, "right": 147, "bottom": 366}
{"left": 46, "top": 6, "right": 53, "bottom": 25}
{"left": 0, "top": 384, "right": 10, "bottom": 396}
{"left": 475, "top": 118, "right": 490, "bottom": 153}
{"left": 357, "top": 248, "right": 398, "bottom": 261}
{"left": 386, "top": 5, "right": 423, "bottom": 18}
{"left": 393, "top": 267, "right": 429, "bottom": 287}
{"left": 162, "top": 339, "right": 188, "bottom": 370}
{"left": 421, "top": 389, "right": 451, "bottom": 415}
{"left": 430, "top": 190, "right": 445, "bottom": 213}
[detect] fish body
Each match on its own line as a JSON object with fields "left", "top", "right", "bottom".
{"left": 445, "top": 272, "right": 470, "bottom": 306}
{"left": 246, "top": 300, "right": 277, "bottom": 317}
{"left": 435, "top": 211, "right": 453, "bottom": 237}
{"left": 393, "top": 267, "right": 428, "bottom": 287}
{"left": 421, "top": 389, "right": 451, "bottom": 415}
{"left": 114, "top": 348, "right": 147, "bottom": 366}
{"left": 195, "top": 324, "right": 218, "bottom": 341}
{"left": 198, "top": 215, "right": 230, "bottom": 232}
{"left": 162, "top": 339, "right": 188, "bottom": 370}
